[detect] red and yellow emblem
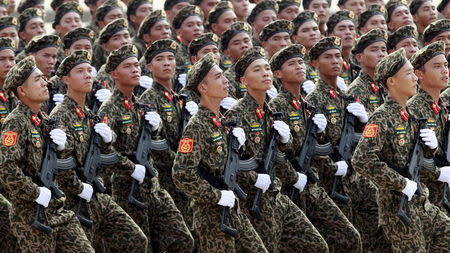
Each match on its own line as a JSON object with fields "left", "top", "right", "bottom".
{"left": 178, "top": 138, "right": 194, "bottom": 153}
{"left": 362, "top": 124, "right": 378, "bottom": 138}
{"left": 2, "top": 131, "right": 18, "bottom": 146}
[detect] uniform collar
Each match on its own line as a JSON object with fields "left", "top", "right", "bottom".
{"left": 112, "top": 87, "right": 139, "bottom": 110}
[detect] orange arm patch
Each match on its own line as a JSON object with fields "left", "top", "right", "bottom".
{"left": 178, "top": 138, "right": 194, "bottom": 153}
{"left": 362, "top": 124, "right": 379, "bottom": 138}
{"left": 2, "top": 131, "right": 18, "bottom": 146}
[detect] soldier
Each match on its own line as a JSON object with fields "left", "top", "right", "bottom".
{"left": 163, "top": 0, "right": 190, "bottom": 23}
{"left": 423, "top": 19, "right": 450, "bottom": 56}
{"left": 225, "top": 47, "right": 329, "bottom": 253}
{"left": 352, "top": 48, "right": 450, "bottom": 252}
{"left": 0, "top": 0, "right": 7, "bottom": 17}
{"left": 191, "top": 0, "right": 219, "bottom": 20}
{"left": 126, "top": 0, "right": 152, "bottom": 38}
{"left": 17, "top": 8, "right": 45, "bottom": 51}
{"left": 50, "top": 0, "right": 73, "bottom": 11}
{"left": 229, "top": 0, "right": 250, "bottom": 21}
{"left": 386, "top": 0, "right": 414, "bottom": 32}
{"left": 24, "top": 35, "right": 60, "bottom": 79}
{"left": 387, "top": 25, "right": 420, "bottom": 59}
{"left": 53, "top": 1, "right": 83, "bottom": 39}
{"left": 357, "top": 5, "right": 388, "bottom": 34}
{"left": 0, "top": 16, "right": 19, "bottom": 53}
{"left": 207, "top": 1, "right": 237, "bottom": 37}
{"left": 95, "top": 0, "right": 124, "bottom": 31}
{"left": 268, "top": 44, "right": 362, "bottom": 253}
{"left": 172, "top": 53, "right": 268, "bottom": 252}
{"left": 246, "top": 0, "right": 278, "bottom": 46}
{"left": 437, "top": 0, "right": 450, "bottom": 19}
{"left": 0, "top": 55, "right": 95, "bottom": 252}
{"left": 138, "top": 10, "right": 171, "bottom": 48}
{"left": 408, "top": 42, "right": 450, "bottom": 214}
{"left": 84, "top": 0, "right": 107, "bottom": 37}
{"left": 302, "top": 0, "right": 331, "bottom": 34}
{"left": 277, "top": 0, "right": 300, "bottom": 21}
{"left": 97, "top": 44, "right": 194, "bottom": 252}
{"left": 17, "top": 0, "right": 44, "bottom": 13}
{"left": 410, "top": 0, "right": 437, "bottom": 35}
{"left": 338, "top": 0, "right": 366, "bottom": 15}
{"left": 260, "top": 20, "right": 293, "bottom": 58}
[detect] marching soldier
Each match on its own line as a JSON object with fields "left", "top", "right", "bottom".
{"left": 422, "top": 19, "right": 450, "bottom": 56}
{"left": 0, "top": 16, "right": 20, "bottom": 54}
{"left": 17, "top": 8, "right": 46, "bottom": 57}
{"left": 246, "top": 0, "right": 278, "bottom": 47}
{"left": 277, "top": 0, "right": 300, "bottom": 21}
{"left": 409, "top": 0, "right": 438, "bottom": 36}
{"left": 387, "top": 25, "right": 420, "bottom": 59}
{"left": 357, "top": 4, "right": 388, "bottom": 34}
{"left": 385, "top": 0, "right": 414, "bottom": 32}
{"left": 52, "top": 1, "right": 83, "bottom": 39}
{"left": 260, "top": 20, "right": 293, "bottom": 59}
{"left": 207, "top": 1, "right": 237, "bottom": 37}
{"left": 126, "top": 0, "right": 153, "bottom": 38}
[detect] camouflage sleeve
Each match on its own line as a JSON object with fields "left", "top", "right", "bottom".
{"left": 274, "top": 162, "right": 298, "bottom": 186}
{"left": 172, "top": 122, "right": 221, "bottom": 204}
{"left": 351, "top": 113, "right": 406, "bottom": 192}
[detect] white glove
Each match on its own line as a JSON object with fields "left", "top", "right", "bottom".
{"left": 131, "top": 164, "right": 146, "bottom": 184}
{"left": 255, "top": 174, "right": 271, "bottom": 193}
{"left": 293, "top": 172, "right": 307, "bottom": 192}
{"left": 220, "top": 97, "right": 238, "bottom": 110}
{"left": 273, "top": 120, "right": 291, "bottom": 144}
{"left": 35, "top": 187, "right": 51, "bottom": 208}
{"left": 312, "top": 114, "right": 327, "bottom": 133}
{"left": 178, "top": 73, "right": 187, "bottom": 87}
{"left": 420, "top": 129, "right": 438, "bottom": 149}
{"left": 139, "top": 76, "right": 153, "bottom": 89}
{"left": 337, "top": 76, "right": 348, "bottom": 91}
{"left": 266, "top": 85, "right": 278, "bottom": 99}
{"left": 50, "top": 128, "right": 67, "bottom": 151}
{"left": 335, "top": 160, "right": 348, "bottom": 176}
{"left": 53, "top": 93, "right": 64, "bottom": 105}
{"left": 217, "top": 190, "right": 236, "bottom": 208}
{"left": 91, "top": 66, "right": 98, "bottom": 78}
{"left": 78, "top": 183, "right": 93, "bottom": 202}
{"left": 346, "top": 102, "right": 368, "bottom": 123}
{"left": 232, "top": 127, "right": 246, "bottom": 148}
{"left": 185, "top": 101, "right": 199, "bottom": 116}
{"left": 95, "top": 88, "right": 111, "bottom": 103}
{"left": 438, "top": 166, "right": 450, "bottom": 184}
{"left": 145, "top": 111, "right": 161, "bottom": 131}
{"left": 94, "top": 123, "right": 112, "bottom": 143}
{"left": 302, "top": 80, "right": 315, "bottom": 94}
{"left": 402, "top": 178, "right": 417, "bottom": 201}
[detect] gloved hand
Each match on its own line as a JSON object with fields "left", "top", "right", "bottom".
{"left": 346, "top": 102, "right": 368, "bottom": 123}
{"left": 293, "top": 172, "right": 307, "bottom": 192}
{"left": 302, "top": 80, "right": 315, "bottom": 94}
{"left": 266, "top": 86, "right": 278, "bottom": 99}
{"left": 78, "top": 183, "right": 94, "bottom": 202}
{"left": 438, "top": 166, "right": 450, "bottom": 184}
{"left": 94, "top": 123, "right": 113, "bottom": 143}
{"left": 232, "top": 127, "right": 246, "bottom": 148}
{"left": 420, "top": 129, "right": 438, "bottom": 149}
{"left": 220, "top": 97, "right": 238, "bottom": 110}
{"left": 139, "top": 76, "right": 153, "bottom": 89}
{"left": 95, "top": 88, "right": 111, "bottom": 103}
{"left": 312, "top": 114, "right": 327, "bottom": 133}
{"left": 185, "top": 101, "right": 199, "bottom": 116}
{"left": 337, "top": 76, "right": 348, "bottom": 91}
{"left": 91, "top": 66, "right": 98, "bottom": 78}
{"left": 178, "top": 73, "right": 187, "bottom": 87}
{"left": 131, "top": 164, "right": 146, "bottom": 184}
{"left": 273, "top": 120, "right": 291, "bottom": 144}
{"left": 255, "top": 174, "right": 271, "bottom": 193}
{"left": 402, "top": 178, "right": 417, "bottom": 201}
{"left": 217, "top": 190, "right": 236, "bottom": 208}
{"left": 145, "top": 111, "right": 161, "bottom": 131}
{"left": 50, "top": 129, "right": 67, "bottom": 151}
{"left": 35, "top": 187, "right": 51, "bottom": 208}
{"left": 53, "top": 93, "right": 64, "bottom": 105}
{"left": 335, "top": 160, "right": 348, "bottom": 176}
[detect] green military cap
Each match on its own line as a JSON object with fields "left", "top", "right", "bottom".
{"left": 235, "top": 46, "right": 267, "bottom": 82}
{"left": 85, "top": 0, "right": 100, "bottom": 5}
{"left": 438, "top": 0, "right": 449, "bottom": 13}
{"left": 189, "top": 32, "right": 219, "bottom": 56}
{"left": 374, "top": 48, "right": 407, "bottom": 87}
{"left": 352, "top": 28, "right": 388, "bottom": 55}
{"left": 4, "top": 55, "right": 36, "bottom": 93}
{"left": 208, "top": 1, "right": 233, "bottom": 26}
{"left": 25, "top": 34, "right": 61, "bottom": 54}
{"left": 326, "top": 10, "right": 356, "bottom": 35}
{"left": 309, "top": 36, "right": 342, "bottom": 61}
{"left": 302, "top": 0, "right": 331, "bottom": 10}
{"left": 127, "top": 0, "right": 152, "bottom": 19}
{"left": 144, "top": 39, "right": 178, "bottom": 63}
{"left": 18, "top": 7, "right": 44, "bottom": 32}
{"left": 105, "top": 44, "right": 139, "bottom": 73}
{"left": 423, "top": 19, "right": 450, "bottom": 43}
{"left": 278, "top": 0, "right": 300, "bottom": 13}
{"left": 0, "top": 16, "right": 19, "bottom": 31}
{"left": 410, "top": 41, "right": 445, "bottom": 70}
{"left": 63, "top": 27, "right": 95, "bottom": 50}
{"left": 137, "top": 10, "right": 167, "bottom": 40}
{"left": 270, "top": 44, "right": 306, "bottom": 71}
{"left": 99, "top": 18, "right": 129, "bottom": 44}
{"left": 56, "top": 50, "right": 92, "bottom": 77}
{"left": 51, "top": 0, "right": 65, "bottom": 10}
{"left": 387, "top": 25, "right": 417, "bottom": 51}
{"left": 259, "top": 20, "right": 294, "bottom": 42}
{"left": 220, "top": 21, "right": 252, "bottom": 51}
{"left": 358, "top": 5, "right": 387, "bottom": 29}
{"left": 17, "top": 0, "right": 43, "bottom": 13}
{"left": 53, "top": 1, "right": 84, "bottom": 29}
{"left": 96, "top": 0, "right": 122, "bottom": 23}
{"left": 247, "top": 0, "right": 278, "bottom": 25}
{"left": 184, "top": 52, "right": 216, "bottom": 94}
{"left": 292, "top": 10, "right": 319, "bottom": 35}
{"left": 410, "top": 0, "right": 431, "bottom": 15}
{"left": 0, "top": 37, "right": 17, "bottom": 51}
{"left": 172, "top": 5, "right": 203, "bottom": 29}
{"left": 164, "top": 0, "right": 189, "bottom": 10}
{"left": 386, "top": 0, "right": 409, "bottom": 23}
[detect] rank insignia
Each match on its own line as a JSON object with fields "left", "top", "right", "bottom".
{"left": 431, "top": 102, "right": 440, "bottom": 115}
{"left": 329, "top": 89, "right": 337, "bottom": 99}
{"left": 164, "top": 91, "right": 173, "bottom": 102}
{"left": 122, "top": 115, "right": 132, "bottom": 124}
{"left": 124, "top": 98, "right": 132, "bottom": 110}
{"left": 362, "top": 124, "right": 378, "bottom": 138}
{"left": 400, "top": 109, "right": 408, "bottom": 122}
{"left": 288, "top": 111, "right": 300, "bottom": 121}
{"left": 256, "top": 107, "right": 264, "bottom": 119}
{"left": 343, "top": 61, "right": 349, "bottom": 71}
{"left": 76, "top": 106, "right": 85, "bottom": 118}
{"left": 2, "top": 131, "right": 17, "bottom": 146}
{"left": 0, "top": 91, "right": 6, "bottom": 102}
{"left": 178, "top": 138, "right": 194, "bottom": 153}
{"left": 291, "top": 99, "right": 300, "bottom": 110}
{"left": 370, "top": 82, "right": 379, "bottom": 93}
{"left": 31, "top": 114, "right": 40, "bottom": 126}
{"left": 212, "top": 116, "right": 221, "bottom": 127}
{"left": 211, "top": 132, "right": 223, "bottom": 142}
{"left": 250, "top": 122, "right": 262, "bottom": 132}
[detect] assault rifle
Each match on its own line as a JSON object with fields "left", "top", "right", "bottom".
{"left": 442, "top": 107, "right": 450, "bottom": 213}
{"left": 88, "top": 81, "right": 106, "bottom": 114}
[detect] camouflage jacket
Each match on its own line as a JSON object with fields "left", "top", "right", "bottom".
{"left": 340, "top": 61, "right": 359, "bottom": 85}
{"left": 0, "top": 88, "right": 18, "bottom": 127}
{"left": 304, "top": 54, "right": 320, "bottom": 84}
{"left": 95, "top": 65, "right": 115, "bottom": 90}
{"left": 440, "top": 87, "right": 450, "bottom": 106}
{"left": 92, "top": 41, "right": 108, "bottom": 70}
{"left": 346, "top": 71, "right": 385, "bottom": 116}
{"left": 224, "top": 63, "right": 247, "bottom": 99}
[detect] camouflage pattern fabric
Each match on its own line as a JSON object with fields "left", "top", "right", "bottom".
{"left": 224, "top": 63, "right": 247, "bottom": 99}
{"left": 0, "top": 88, "right": 18, "bottom": 128}
{"left": 0, "top": 193, "right": 19, "bottom": 252}
{"left": 346, "top": 71, "right": 385, "bottom": 117}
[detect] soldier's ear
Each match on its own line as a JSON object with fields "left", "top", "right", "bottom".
{"left": 198, "top": 81, "right": 207, "bottom": 94}
{"left": 110, "top": 70, "right": 118, "bottom": 79}
{"left": 386, "top": 76, "right": 395, "bottom": 88}
{"left": 62, "top": 75, "right": 70, "bottom": 87}
{"left": 274, "top": 69, "right": 282, "bottom": 79}
{"left": 240, "top": 76, "right": 246, "bottom": 86}
{"left": 311, "top": 59, "right": 318, "bottom": 68}
{"left": 355, "top": 53, "right": 363, "bottom": 64}
{"left": 190, "top": 55, "right": 198, "bottom": 64}
{"left": 414, "top": 69, "right": 423, "bottom": 81}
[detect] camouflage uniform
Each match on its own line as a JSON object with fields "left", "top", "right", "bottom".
{"left": 347, "top": 71, "right": 385, "bottom": 116}
{"left": 224, "top": 63, "right": 248, "bottom": 99}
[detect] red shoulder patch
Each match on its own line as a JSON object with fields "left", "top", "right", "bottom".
{"left": 2, "top": 131, "right": 18, "bottom": 146}
{"left": 362, "top": 124, "right": 379, "bottom": 138}
{"left": 178, "top": 138, "right": 194, "bottom": 153}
